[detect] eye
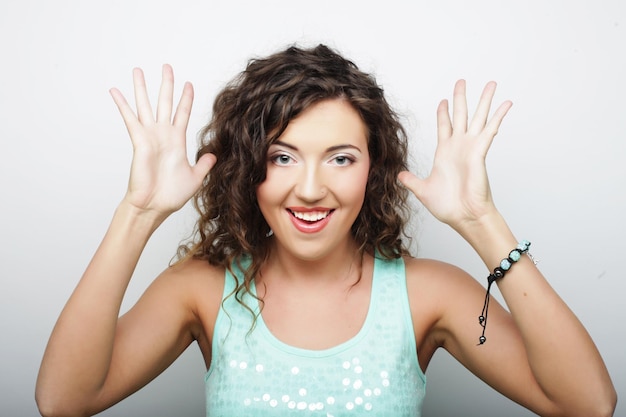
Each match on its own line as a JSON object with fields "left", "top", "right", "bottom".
{"left": 330, "top": 155, "right": 355, "bottom": 166}
{"left": 270, "top": 153, "right": 296, "bottom": 166}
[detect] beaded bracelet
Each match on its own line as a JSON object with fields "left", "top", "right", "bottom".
{"left": 478, "top": 240, "right": 531, "bottom": 345}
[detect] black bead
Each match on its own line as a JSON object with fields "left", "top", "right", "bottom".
{"left": 478, "top": 336, "right": 486, "bottom": 345}
{"left": 494, "top": 267, "right": 505, "bottom": 278}
{"left": 478, "top": 315, "right": 485, "bottom": 325}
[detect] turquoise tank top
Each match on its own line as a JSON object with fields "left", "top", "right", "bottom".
{"left": 205, "top": 255, "right": 426, "bottom": 416}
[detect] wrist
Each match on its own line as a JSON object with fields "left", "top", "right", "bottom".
{"left": 114, "top": 199, "right": 167, "bottom": 236}
{"left": 455, "top": 210, "right": 518, "bottom": 268}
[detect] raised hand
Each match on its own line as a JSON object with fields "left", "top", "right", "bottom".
{"left": 398, "top": 80, "right": 512, "bottom": 234}
{"left": 110, "top": 64, "right": 216, "bottom": 220}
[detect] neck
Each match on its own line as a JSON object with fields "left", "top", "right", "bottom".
{"left": 262, "top": 238, "right": 364, "bottom": 286}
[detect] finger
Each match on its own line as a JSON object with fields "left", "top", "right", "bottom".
{"left": 485, "top": 100, "right": 513, "bottom": 137}
{"left": 452, "top": 79, "right": 468, "bottom": 133}
{"left": 480, "top": 100, "right": 513, "bottom": 153}
{"left": 109, "top": 88, "right": 140, "bottom": 137}
{"left": 397, "top": 170, "right": 425, "bottom": 201}
{"left": 192, "top": 153, "right": 217, "bottom": 182}
{"left": 156, "top": 64, "right": 174, "bottom": 123}
{"left": 436, "top": 99, "right": 452, "bottom": 141}
{"left": 173, "top": 81, "right": 194, "bottom": 130}
{"left": 132, "top": 67, "right": 154, "bottom": 124}
{"left": 468, "top": 81, "right": 497, "bottom": 135}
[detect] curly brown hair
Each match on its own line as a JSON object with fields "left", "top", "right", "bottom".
{"left": 178, "top": 44, "right": 411, "bottom": 302}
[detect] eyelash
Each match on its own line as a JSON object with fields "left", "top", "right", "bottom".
{"left": 270, "top": 153, "right": 296, "bottom": 166}
{"left": 330, "top": 155, "right": 355, "bottom": 166}
{"left": 269, "top": 153, "right": 356, "bottom": 166}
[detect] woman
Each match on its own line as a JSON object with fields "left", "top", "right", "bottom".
{"left": 36, "top": 44, "right": 616, "bottom": 416}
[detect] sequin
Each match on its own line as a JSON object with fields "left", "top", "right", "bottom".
{"left": 297, "top": 401, "right": 307, "bottom": 410}
{"left": 346, "top": 402, "right": 355, "bottom": 410}
{"left": 299, "top": 388, "right": 307, "bottom": 396}
{"left": 255, "top": 364, "right": 264, "bottom": 372}
{"left": 353, "top": 379, "right": 362, "bottom": 389}
{"left": 327, "top": 396, "right": 335, "bottom": 405}
{"left": 342, "top": 378, "right": 350, "bottom": 386}
{"left": 291, "top": 366, "right": 299, "bottom": 375}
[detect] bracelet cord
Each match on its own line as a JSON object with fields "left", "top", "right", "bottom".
{"left": 478, "top": 240, "right": 531, "bottom": 345}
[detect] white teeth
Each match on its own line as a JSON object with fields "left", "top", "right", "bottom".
{"left": 291, "top": 210, "right": 330, "bottom": 222}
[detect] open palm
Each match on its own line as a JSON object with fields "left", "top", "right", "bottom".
{"left": 399, "top": 80, "right": 512, "bottom": 233}
{"left": 109, "top": 65, "right": 215, "bottom": 220}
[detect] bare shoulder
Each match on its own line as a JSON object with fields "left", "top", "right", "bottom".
{"left": 402, "top": 256, "right": 487, "bottom": 368}
{"left": 403, "top": 256, "right": 474, "bottom": 326}
{"left": 160, "top": 257, "right": 226, "bottom": 314}
{"left": 164, "top": 257, "right": 225, "bottom": 287}
{"left": 129, "top": 257, "right": 225, "bottom": 326}
{"left": 403, "top": 256, "right": 483, "bottom": 296}
{"left": 156, "top": 258, "right": 226, "bottom": 361}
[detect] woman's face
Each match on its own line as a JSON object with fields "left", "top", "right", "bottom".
{"left": 256, "top": 99, "right": 370, "bottom": 261}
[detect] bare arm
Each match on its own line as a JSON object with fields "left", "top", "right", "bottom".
{"left": 400, "top": 80, "right": 616, "bottom": 417}
{"left": 36, "top": 65, "right": 215, "bottom": 417}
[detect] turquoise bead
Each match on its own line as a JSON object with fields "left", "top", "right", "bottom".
{"left": 509, "top": 250, "right": 521, "bottom": 262}
{"left": 517, "top": 240, "right": 530, "bottom": 252}
{"left": 500, "top": 259, "right": 512, "bottom": 270}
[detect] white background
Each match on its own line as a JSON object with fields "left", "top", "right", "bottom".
{"left": 1, "top": 0, "right": 624, "bottom": 416}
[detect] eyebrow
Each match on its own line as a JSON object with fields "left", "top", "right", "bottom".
{"left": 272, "top": 140, "right": 363, "bottom": 153}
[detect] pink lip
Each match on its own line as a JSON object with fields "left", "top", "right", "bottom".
{"left": 287, "top": 208, "right": 334, "bottom": 234}
{"left": 288, "top": 206, "right": 331, "bottom": 212}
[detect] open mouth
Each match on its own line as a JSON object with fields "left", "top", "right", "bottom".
{"left": 288, "top": 209, "right": 333, "bottom": 222}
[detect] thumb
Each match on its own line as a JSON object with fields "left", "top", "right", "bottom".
{"left": 398, "top": 170, "right": 425, "bottom": 201}
{"left": 193, "top": 153, "right": 217, "bottom": 182}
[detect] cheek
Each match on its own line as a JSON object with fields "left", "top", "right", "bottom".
{"left": 333, "top": 166, "right": 370, "bottom": 205}
{"left": 255, "top": 168, "right": 290, "bottom": 221}
{"left": 255, "top": 183, "right": 274, "bottom": 212}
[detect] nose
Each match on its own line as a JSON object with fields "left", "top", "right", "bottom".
{"left": 293, "top": 165, "right": 327, "bottom": 202}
